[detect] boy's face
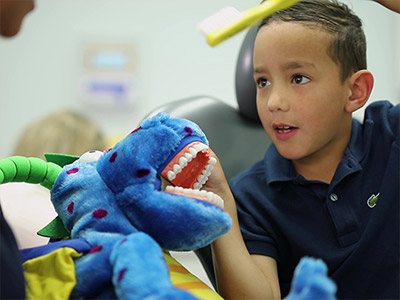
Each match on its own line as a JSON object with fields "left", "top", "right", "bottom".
{"left": 254, "top": 21, "right": 353, "bottom": 163}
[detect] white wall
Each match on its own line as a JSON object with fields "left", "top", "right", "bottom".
{"left": 343, "top": 0, "right": 400, "bottom": 120}
{"left": 0, "top": 0, "right": 399, "bottom": 159}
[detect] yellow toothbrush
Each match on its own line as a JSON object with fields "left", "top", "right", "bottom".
{"left": 197, "top": 0, "right": 301, "bottom": 47}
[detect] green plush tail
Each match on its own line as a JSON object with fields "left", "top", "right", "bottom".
{"left": 0, "top": 156, "right": 62, "bottom": 190}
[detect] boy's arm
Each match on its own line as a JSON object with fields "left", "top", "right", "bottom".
{"left": 202, "top": 150, "right": 281, "bottom": 299}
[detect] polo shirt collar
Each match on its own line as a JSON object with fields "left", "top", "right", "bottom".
{"left": 264, "top": 145, "right": 297, "bottom": 185}
{"left": 264, "top": 119, "right": 373, "bottom": 186}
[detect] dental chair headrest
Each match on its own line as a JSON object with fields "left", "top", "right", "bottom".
{"left": 235, "top": 25, "right": 259, "bottom": 122}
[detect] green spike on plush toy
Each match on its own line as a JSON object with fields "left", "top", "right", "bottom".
{"left": 37, "top": 216, "right": 70, "bottom": 239}
{"left": 40, "top": 153, "right": 80, "bottom": 239}
{"left": 44, "top": 153, "right": 80, "bottom": 167}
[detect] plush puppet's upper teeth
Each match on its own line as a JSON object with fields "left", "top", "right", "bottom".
{"left": 166, "top": 143, "right": 217, "bottom": 189}
{"left": 165, "top": 186, "right": 224, "bottom": 209}
{"left": 167, "top": 170, "right": 176, "bottom": 181}
{"left": 179, "top": 157, "right": 188, "bottom": 167}
{"left": 189, "top": 148, "right": 197, "bottom": 157}
{"left": 173, "top": 164, "right": 182, "bottom": 173}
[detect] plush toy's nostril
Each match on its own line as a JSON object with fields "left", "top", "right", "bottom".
{"left": 117, "top": 268, "right": 128, "bottom": 283}
{"left": 90, "top": 245, "right": 103, "bottom": 254}
{"left": 109, "top": 152, "right": 118, "bottom": 163}
{"left": 136, "top": 169, "right": 150, "bottom": 178}
{"left": 131, "top": 126, "right": 142, "bottom": 134}
{"left": 92, "top": 209, "right": 108, "bottom": 219}
{"left": 184, "top": 126, "right": 193, "bottom": 135}
{"left": 67, "top": 202, "right": 74, "bottom": 214}
{"left": 67, "top": 168, "right": 79, "bottom": 174}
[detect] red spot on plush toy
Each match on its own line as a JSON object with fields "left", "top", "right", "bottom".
{"left": 110, "top": 152, "right": 118, "bottom": 163}
{"left": 136, "top": 169, "right": 150, "bottom": 178}
{"left": 184, "top": 126, "right": 193, "bottom": 135}
{"left": 131, "top": 126, "right": 142, "bottom": 134}
{"left": 93, "top": 209, "right": 108, "bottom": 219}
{"left": 67, "top": 168, "right": 79, "bottom": 174}
{"left": 90, "top": 245, "right": 103, "bottom": 254}
{"left": 119, "top": 238, "right": 128, "bottom": 245}
{"left": 118, "top": 268, "right": 128, "bottom": 283}
{"left": 67, "top": 202, "right": 74, "bottom": 214}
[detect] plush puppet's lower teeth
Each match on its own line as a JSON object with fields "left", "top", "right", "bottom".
{"left": 165, "top": 186, "right": 224, "bottom": 209}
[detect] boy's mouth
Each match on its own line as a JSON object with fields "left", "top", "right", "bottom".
{"left": 159, "top": 141, "right": 223, "bottom": 209}
{"left": 273, "top": 123, "right": 298, "bottom": 140}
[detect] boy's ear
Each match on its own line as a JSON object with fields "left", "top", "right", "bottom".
{"left": 345, "top": 70, "right": 374, "bottom": 113}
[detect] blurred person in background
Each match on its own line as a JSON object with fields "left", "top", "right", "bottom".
{"left": 13, "top": 109, "right": 107, "bottom": 159}
{"left": 1, "top": 109, "right": 107, "bottom": 251}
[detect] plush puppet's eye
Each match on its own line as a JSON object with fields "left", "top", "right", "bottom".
{"left": 78, "top": 150, "right": 104, "bottom": 163}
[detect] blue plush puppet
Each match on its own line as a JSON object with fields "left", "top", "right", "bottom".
{"left": 0, "top": 113, "right": 337, "bottom": 299}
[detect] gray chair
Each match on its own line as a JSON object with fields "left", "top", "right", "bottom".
{"left": 145, "top": 25, "right": 271, "bottom": 288}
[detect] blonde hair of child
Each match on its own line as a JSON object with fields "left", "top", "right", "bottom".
{"left": 13, "top": 110, "right": 107, "bottom": 159}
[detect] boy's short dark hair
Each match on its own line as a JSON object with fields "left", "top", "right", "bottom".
{"left": 259, "top": 0, "right": 367, "bottom": 81}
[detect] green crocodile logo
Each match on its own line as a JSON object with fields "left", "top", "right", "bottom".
{"left": 367, "top": 193, "right": 380, "bottom": 208}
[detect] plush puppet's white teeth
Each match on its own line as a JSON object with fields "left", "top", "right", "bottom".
{"left": 193, "top": 143, "right": 207, "bottom": 152}
{"left": 173, "top": 164, "right": 182, "bottom": 174}
{"left": 179, "top": 157, "right": 188, "bottom": 167}
{"left": 191, "top": 156, "right": 216, "bottom": 190}
{"left": 165, "top": 186, "right": 224, "bottom": 209}
{"left": 167, "top": 144, "right": 210, "bottom": 182}
{"left": 166, "top": 143, "right": 218, "bottom": 190}
{"left": 197, "top": 174, "right": 206, "bottom": 183}
{"left": 184, "top": 153, "right": 193, "bottom": 161}
{"left": 193, "top": 182, "right": 202, "bottom": 189}
{"left": 208, "top": 157, "right": 217, "bottom": 166}
{"left": 202, "top": 169, "right": 211, "bottom": 176}
{"left": 189, "top": 147, "right": 197, "bottom": 157}
{"left": 167, "top": 170, "right": 176, "bottom": 181}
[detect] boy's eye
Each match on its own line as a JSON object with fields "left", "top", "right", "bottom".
{"left": 256, "top": 78, "right": 271, "bottom": 88}
{"left": 292, "top": 74, "right": 310, "bottom": 85}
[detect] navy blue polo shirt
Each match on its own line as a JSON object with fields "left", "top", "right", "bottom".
{"left": 230, "top": 101, "right": 399, "bottom": 299}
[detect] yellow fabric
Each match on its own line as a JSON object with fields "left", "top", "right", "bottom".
{"left": 23, "top": 247, "right": 82, "bottom": 300}
{"left": 23, "top": 247, "right": 222, "bottom": 300}
{"left": 164, "top": 252, "right": 223, "bottom": 300}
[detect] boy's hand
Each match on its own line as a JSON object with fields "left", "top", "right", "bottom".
{"left": 201, "top": 148, "right": 235, "bottom": 211}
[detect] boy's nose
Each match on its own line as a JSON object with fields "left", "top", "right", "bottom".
{"left": 266, "top": 86, "right": 289, "bottom": 112}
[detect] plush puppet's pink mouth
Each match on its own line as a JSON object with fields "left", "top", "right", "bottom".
{"left": 160, "top": 141, "right": 224, "bottom": 209}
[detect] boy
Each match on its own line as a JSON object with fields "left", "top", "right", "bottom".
{"left": 203, "top": 0, "right": 399, "bottom": 299}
